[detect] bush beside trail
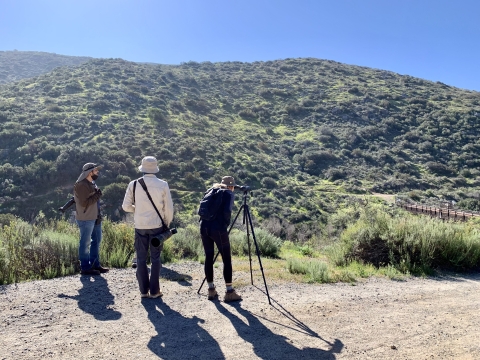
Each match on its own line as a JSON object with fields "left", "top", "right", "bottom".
{"left": 332, "top": 206, "right": 480, "bottom": 274}
{"left": 2, "top": 204, "right": 480, "bottom": 285}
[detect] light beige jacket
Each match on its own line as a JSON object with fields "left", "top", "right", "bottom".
{"left": 122, "top": 174, "right": 174, "bottom": 229}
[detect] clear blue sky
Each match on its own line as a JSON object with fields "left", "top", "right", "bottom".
{"left": 1, "top": 0, "right": 479, "bottom": 91}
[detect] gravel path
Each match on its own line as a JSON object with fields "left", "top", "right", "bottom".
{"left": 1, "top": 262, "right": 479, "bottom": 359}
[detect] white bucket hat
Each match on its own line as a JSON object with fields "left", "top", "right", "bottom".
{"left": 138, "top": 156, "right": 159, "bottom": 173}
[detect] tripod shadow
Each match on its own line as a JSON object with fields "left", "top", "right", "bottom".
{"left": 58, "top": 275, "right": 121, "bottom": 321}
{"left": 253, "top": 285, "right": 324, "bottom": 338}
{"left": 142, "top": 298, "right": 224, "bottom": 359}
{"left": 214, "top": 301, "right": 343, "bottom": 359}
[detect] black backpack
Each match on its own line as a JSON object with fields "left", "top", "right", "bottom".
{"left": 198, "top": 187, "right": 224, "bottom": 221}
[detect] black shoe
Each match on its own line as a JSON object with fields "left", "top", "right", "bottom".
{"left": 94, "top": 266, "right": 109, "bottom": 274}
{"left": 81, "top": 269, "right": 101, "bottom": 276}
{"left": 131, "top": 262, "right": 137, "bottom": 269}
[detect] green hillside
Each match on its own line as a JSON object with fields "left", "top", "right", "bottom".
{"left": 0, "top": 51, "right": 91, "bottom": 84}
{"left": 0, "top": 56, "right": 479, "bottom": 232}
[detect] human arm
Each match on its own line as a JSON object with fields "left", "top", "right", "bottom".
{"left": 222, "top": 190, "right": 234, "bottom": 227}
{"left": 162, "top": 183, "right": 174, "bottom": 226}
{"left": 74, "top": 181, "right": 101, "bottom": 208}
{"left": 122, "top": 181, "right": 136, "bottom": 213}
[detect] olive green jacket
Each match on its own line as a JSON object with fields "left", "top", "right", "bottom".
{"left": 74, "top": 179, "right": 101, "bottom": 221}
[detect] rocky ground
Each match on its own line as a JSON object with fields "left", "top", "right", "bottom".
{"left": 1, "top": 262, "right": 479, "bottom": 359}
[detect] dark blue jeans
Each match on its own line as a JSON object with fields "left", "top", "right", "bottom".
{"left": 76, "top": 220, "right": 102, "bottom": 271}
{"left": 200, "top": 226, "right": 232, "bottom": 284}
{"left": 135, "top": 227, "right": 163, "bottom": 295}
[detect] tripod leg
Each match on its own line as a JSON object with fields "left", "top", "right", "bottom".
{"left": 245, "top": 205, "right": 272, "bottom": 305}
{"left": 244, "top": 205, "right": 254, "bottom": 285}
{"left": 197, "top": 205, "right": 244, "bottom": 294}
{"left": 197, "top": 251, "right": 221, "bottom": 294}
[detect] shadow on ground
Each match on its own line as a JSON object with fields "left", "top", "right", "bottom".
{"left": 142, "top": 298, "right": 224, "bottom": 359}
{"left": 214, "top": 299, "right": 343, "bottom": 359}
{"left": 160, "top": 266, "right": 193, "bottom": 286}
{"left": 58, "top": 275, "right": 122, "bottom": 321}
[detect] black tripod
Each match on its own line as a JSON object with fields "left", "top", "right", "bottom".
{"left": 197, "top": 188, "right": 271, "bottom": 305}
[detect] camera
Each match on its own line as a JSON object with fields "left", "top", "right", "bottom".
{"left": 151, "top": 227, "right": 177, "bottom": 247}
{"left": 59, "top": 197, "right": 75, "bottom": 213}
{"left": 234, "top": 185, "right": 251, "bottom": 192}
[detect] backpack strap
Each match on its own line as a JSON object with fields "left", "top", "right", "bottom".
{"left": 133, "top": 180, "right": 137, "bottom": 204}
{"left": 137, "top": 178, "right": 167, "bottom": 228}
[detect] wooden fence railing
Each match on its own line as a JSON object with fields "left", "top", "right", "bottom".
{"left": 399, "top": 203, "right": 480, "bottom": 221}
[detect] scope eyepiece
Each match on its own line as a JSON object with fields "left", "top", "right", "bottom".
{"left": 234, "top": 185, "right": 251, "bottom": 191}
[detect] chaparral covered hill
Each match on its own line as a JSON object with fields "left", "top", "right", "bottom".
{"left": 0, "top": 51, "right": 91, "bottom": 84}
{"left": 1, "top": 54, "right": 480, "bottom": 230}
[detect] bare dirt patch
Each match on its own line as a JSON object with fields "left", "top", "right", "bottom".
{"left": 1, "top": 262, "right": 479, "bottom": 359}
{"left": 371, "top": 193, "right": 396, "bottom": 203}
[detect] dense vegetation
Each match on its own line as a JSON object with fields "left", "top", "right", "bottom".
{"left": 0, "top": 52, "right": 480, "bottom": 241}
{"left": 2, "top": 204, "right": 480, "bottom": 285}
{"left": 0, "top": 51, "right": 91, "bottom": 84}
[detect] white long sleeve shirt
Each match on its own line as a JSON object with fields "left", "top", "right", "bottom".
{"left": 122, "top": 174, "right": 174, "bottom": 229}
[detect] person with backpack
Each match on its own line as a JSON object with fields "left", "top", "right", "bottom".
{"left": 199, "top": 176, "right": 242, "bottom": 303}
{"left": 122, "top": 156, "right": 174, "bottom": 299}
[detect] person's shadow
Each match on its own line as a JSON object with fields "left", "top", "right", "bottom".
{"left": 58, "top": 275, "right": 122, "bottom": 321}
{"left": 142, "top": 298, "right": 224, "bottom": 359}
{"left": 161, "top": 267, "right": 193, "bottom": 286}
{"left": 214, "top": 301, "right": 343, "bottom": 359}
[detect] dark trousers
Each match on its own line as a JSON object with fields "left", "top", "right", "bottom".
{"left": 200, "top": 227, "right": 232, "bottom": 284}
{"left": 135, "top": 227, "right": 163, "bottom": 295}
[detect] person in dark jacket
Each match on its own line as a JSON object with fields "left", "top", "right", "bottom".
{"left": 200, "top": 176, "right": 242, "bottom": 302}
{"left": 74, "top": 163, "right": 109, "bottom": 276}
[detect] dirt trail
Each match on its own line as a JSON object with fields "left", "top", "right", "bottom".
{"left": 1, "top": 262, "right": 479, "bottom": 359}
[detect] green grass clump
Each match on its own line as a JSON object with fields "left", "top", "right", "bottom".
{"left": 333, "top": 206, "right": 480, "bottom": 274}
{"left": 287, "top": 258, "right": 332, "bottom": 283}
{"left": 229, "top": 227, "right": 283, "bottom": 258}
{"left": 169, "top": 224, "right": 203, "bottom": 260}
{"left": 101, "top": 219, "right": 135, "bottom": 268}
{"left": 0, "top": 219, "right": 79, "bottom": 284}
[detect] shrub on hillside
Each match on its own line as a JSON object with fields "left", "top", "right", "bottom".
{"left": 147, "top": 107, "right": 167, "bottom": 123}
{"left": 88, "top": 100, "right": 110, "bottom": 113}
{"left": 261, "top": 177, "right": 277, "bottom": 189}
{"left": 425, "top": 161, "right": 455, "bottom": 176}
{"left": 456, "top": 198, "right": 480, "bottom": 211}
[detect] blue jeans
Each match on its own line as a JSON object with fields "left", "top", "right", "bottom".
{"left": 135, "top": 227, "right": 163, "bottom": 295}
{"left": 77, "top": 220, "right": 102, "bottom": 271}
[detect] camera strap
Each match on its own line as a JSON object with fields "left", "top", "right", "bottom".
{"left": 137, "top": 178, "right": 167, "bottom": 229}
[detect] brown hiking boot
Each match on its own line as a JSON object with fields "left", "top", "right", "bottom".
{"left": 208, "top": 287, "right": 218, "bottom": 300}
{"left": 94, "top": 266, "right": 109, "bottom": 274}
{"left": 224, "top": 290, "right": 242, "bottom": 303}
{"left": 80, "top": 269, "right": 100, "bottom": 276}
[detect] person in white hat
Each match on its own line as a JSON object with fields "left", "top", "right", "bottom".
{"left": 122, "top": 156, "right": 174, "bottom": 299}
{"left": 74, "top": 163, "right": 109, "bottom": 276}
